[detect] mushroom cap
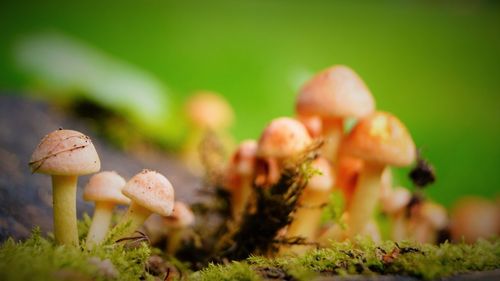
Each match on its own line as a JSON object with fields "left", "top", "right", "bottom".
{"left": 257, "top": 117, "right": 312, "bottom": 159}
{"left": 83, "top": 171, "right": 130, "bottom": 205}
{"left": 296, "top": 114, "right": 323, "bottom": 138}
{"left": 341, "top": 112, "right": 416, "bottom": 167}
{"left": 185, "top": 91, "right": 234, "bottom": 129}
{"left": 450, "top": 197, "right": 500, "bottom": 243}
{"left": 381, "top": 187, "right": 411, "bottom": 214}
{"left": 122, "top": 170, "right": 175, "bottom": 217}
{"left": 230, "top": 140, "right": 258, "bottom": 176}
{"left": 296, "top": 65, "right": 375, "bottom": 119}
{"left": 416, "top": 201, "right": 448, "bottom": 229}
{"left": 29, "top": 129, "right": 100, "bottom": 175}
{"left": 164, "top": 201, "right": 195, "bottom": 228}
{"left": 307, "top": 157, "right": 334, "bottom": 192}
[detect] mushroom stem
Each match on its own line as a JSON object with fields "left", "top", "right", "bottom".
{"left": 321, "top": 118, "right": 343, "bottom": 163}
{"left": 116, "top": 202, "right": 152, "bottom": 239}
{"left": 347, "top": 163, "right": 384, "bottom": 237}
{"left": 231, "top": 177, "right": 253, "bottom": 220}
{"left": 287, "top": 190, "right": 330, "bottom": 242}
{"left": 52, "top": 175, "right": 79, "bottom": 246}
{"left": 166, "top": 228, "right": 183, "bottom": 255}
{"left": 86, "top": 202, "right": 115, "bottom": 248}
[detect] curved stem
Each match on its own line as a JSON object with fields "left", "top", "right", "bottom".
{"left": 86, "top": 202, "right": 114, "bottom": 249}
{"left": 115, "top": 202, "right": 152, "bottom": 239}
{"left": 347, "top": 163, "right": 384, "bottom": 238}
{"left": 52, "top": 175, "right": 79, "bottom": 246}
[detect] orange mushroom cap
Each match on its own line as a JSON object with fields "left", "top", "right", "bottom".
{"left": 342, "top": 112, "right": 416, "bottom": 167}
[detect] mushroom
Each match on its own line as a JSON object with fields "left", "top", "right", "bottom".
{"left": 296, "top": 65, "right": 375, "bottom": 163}
{"left": 115, "top": 170, "right": 175, "bottom": 239}
{"left": 341, "top": 111, "right": 416, "bottom": 238}
{"left": 379, "top": 187, "right": 412, "bottom": 241}
{"left": 164, "top": 201, "right": 195, "bottom": 254}
{"left": 335, "top": 155, "right": 363, "bottom": 208}
{"left": 29, "top": 129, "right": 100, "bottom": 246}
{"left": 225, "top": 140, "right": 258, "bottom": 221}
{"left": 182, "top": 91, "right": 235, "bottom": 174}
{"left": 254, "top": 117, "right": 312, "bottom": 187}
{"left": 450, "top": 197, "right": 500, "bottom": 243}
{"left": 408, "top": 201, "right": 448, "bottom": 244}
{"left": 83, "top": 171, "right": 130, "bottom": 248}
{"left": 283, "top": 157, "right": 334, "bottom": 254}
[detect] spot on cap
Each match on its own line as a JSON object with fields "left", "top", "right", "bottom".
{"left": 122, "top": 170, "right": 175, "bottom": 217}
{"left": 83, "top": 171, "right": 130, "bottom": 205}
{"left": 29, "top": 129, "right": 100, "bottom": 175}
{"left": 342, "top": 112, "right": 416, "bottom": 167}
{"left": 296, "top": 65, "right": 375, "bottom": 119}
{"left": 257, "top": 117, "right": 312, "bottom": 159}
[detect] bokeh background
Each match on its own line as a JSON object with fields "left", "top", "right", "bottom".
{"left": 1, "top": 0, "right": 499, "bottom": 207}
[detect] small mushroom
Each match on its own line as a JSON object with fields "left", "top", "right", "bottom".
{"left": 182, "top": 91, "right": 235, "bottom": 174}
{"left": 254, "top": 117, "right": 312, "bottom": 187}
{"left": 341, "top": 112, "right": 416, "bottom": 238}
{"left": 380, "top": 187, "right": 412, "bottom": 241}
{"left": 296, "top": 65, "right": 375, "bottom": 163}
{"left": 115, "top": 170, "right": 175, "bottom": 239}
{"left": 408, "top": 201, "right": 448, "bottom": 244}
{"left": 29, "top": 129, "right": 100, "bottom": 246}
{"left": 225, "top": 140, "right": 258, "bottom": 221}
{"left": 283, "top": 157, "right": 334, "bottom": 254}
{"left": 163, "top": 201, "right": 195, "bottom": 254}
{"left": 83, "top": 171, "right": 130, "bottom": 248}
{"left": 450, "top": 197, "right": 500, "bottom": 243}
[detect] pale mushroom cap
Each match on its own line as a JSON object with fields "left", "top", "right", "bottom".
{"left": 342, "top": 112, "right": 416, "bottom": 167}
{"left": 164, "top": 201, "right": 195, "bottom": 228}
{"left": 122, "top": 170, "right": 175, "bottom": 217}
{"left": 83, "top": 171, "right": 130, "bottom": 205}
{"left": 381, "top": 187, "right": 411, "bottom": 214}
{"left": 296, "top": 65, "right": 375, "bottom": 119}
{"left": 257, "top": 117, "right": 312, "bottom": 159}
{"left": 185, "top": 91, "right": 234, "bottom": 129}
{"left": 307, "top": 157, "right": 334, "bottom": 192}
{"left": 231, "top": 140, "right": 258, "bottom": 176}
{"left": 450, "top": 197, "right": 500, "bottom": 243}
{"left": 418, "top": 201, "right": 449, "bottom": 229}
{"left": 29, "top": 129, "right": 100, "bottom": 175}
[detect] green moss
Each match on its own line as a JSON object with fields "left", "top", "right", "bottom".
{"left": 191, "top": 238, "right": 500, "bottom": 281}
{"left": 0, "top": 228, "right": 153, "bottom": 281}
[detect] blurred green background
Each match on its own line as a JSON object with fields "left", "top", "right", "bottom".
{"left": 1, "top": 0, "right": 499, "bottom": 206}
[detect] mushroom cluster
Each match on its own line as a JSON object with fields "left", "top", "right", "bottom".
{"left": 29, "top": 129, "right": 183, "bottom": 250}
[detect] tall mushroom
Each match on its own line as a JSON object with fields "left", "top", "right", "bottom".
{"left": 282, "top": 157, "right": 334, "bottom": 254}
{"left": 164, "top": 201, "right": 195, "bottom": 254}
{"left": 29, "top": 129, "right": 100, "bottom": 246}
{"left": 296, "top": 65, "right": 375, "bottom": 163}
{"left": 341, "top": 111, "right": 416, "bottom": 238}
{"left": 83, "top": 171, "right": 130, "bottom": 248}
{"left": 225, "top": 140, "right": 258, "bottom": 221}
{"left": 115, "top": 170, "right": 175, "bottom": 239}
{"left": 254, "top": 117, "right": 312, "bottom": 188}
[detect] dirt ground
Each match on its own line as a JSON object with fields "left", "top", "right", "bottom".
{"left": 0, "top": 94, "right": 200, "bottom": 241}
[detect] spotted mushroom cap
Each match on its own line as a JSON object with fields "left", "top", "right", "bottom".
{"left": 122, "top": 170, "right": 175, "bottom": 217}
{"left": 341, "top": 112, "right": 416, "bottom": 167}
{"left": 257, "top": 117, "right": 312, "bottom": 159}
{"left": 185, "top": 91, "right": 234, "bottom": 129}
{"left": 29, "top": 129, "right": 100, "bottom": 175}
{"left": 296, "top": 65, "right": 375, "bottom": 119}
{"left": 164, "top": 201, "right": 195, "bottom": 228}
{"left": 83, "top": 171, "right": 130, "bottom": 205}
